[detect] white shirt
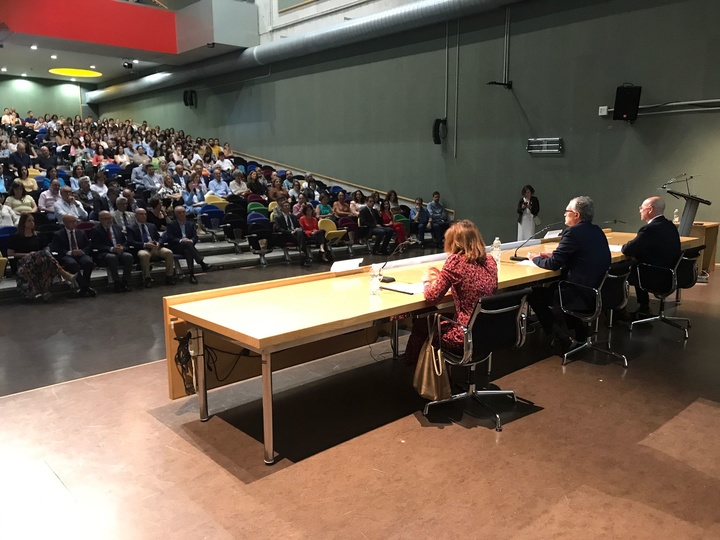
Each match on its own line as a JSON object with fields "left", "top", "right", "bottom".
{"left": 54, "top": 198, "right": 89, "bottom": 222}
{"left": 38, "top": 190, "right": 62, "bottom": 213}
{"left": 0, "top": 205, "right": 19, "bottom": 226}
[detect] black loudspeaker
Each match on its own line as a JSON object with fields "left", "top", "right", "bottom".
{"left": 613, "top": 85, "right": 642, "bottom": 121}
{"left": 432, "top": 118, "right": 447, "bottom": 144}
{"left": 183, "top": 90, "right": 197, "bottom": 108}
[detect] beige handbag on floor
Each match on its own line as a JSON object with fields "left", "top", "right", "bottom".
{"left": 412, "top": 316, "right": 451, "bottom": 401}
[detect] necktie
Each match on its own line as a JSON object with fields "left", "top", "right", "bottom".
{"left": 70, "top": 230, "right": 78, "bottom": 250}
{"left": 181, "top": 223, "right": 186, "bottom": 238}
{"left": 109, "top": 227, "right": 117, "bottom": 245}
{"left": 285, "top": 214, "right": 291, "bottom": 229}
{"left": 142, "top": 224, "right": 149, "bottom": 243}
{"left": 122, "top": 213, "right": 129, "bottom": 228}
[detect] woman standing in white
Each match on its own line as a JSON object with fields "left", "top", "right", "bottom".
{"left": 516, "top": 184, "right": 540, "bottom": 241}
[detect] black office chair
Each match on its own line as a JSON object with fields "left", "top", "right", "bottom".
{"left": 602, "top": 259, "right": 633, "bottom": 328}
{"left": 423, "top": 287, "right": 531, "bottom": 431}
{"left": 676, "top": 245, "right": 705, "bottom": 290}
{"left": 558, "top": 275, "right": 628, "bottom": 367}
{"left": 630, "top": 250, "right": 694, "bottom": 340}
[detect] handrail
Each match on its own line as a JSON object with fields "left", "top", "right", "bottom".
{"left": 234, "top": 151, "right": 456, "bottom": 218}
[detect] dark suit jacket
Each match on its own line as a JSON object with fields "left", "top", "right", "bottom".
{"left": 127, "top": 222, "right": 161, "bottom": 250}
{"left": 532, "top": 221, "right": 610, "bottom": 288}
{"left": 621, "top": 215, "right": 681, "bottom": 269}
{"left": 517, "top": 196, "right": 540, "bottom": 223}
{"left": 274, "top": 212, "right": 301, "bottom": 232}
{"left": 49, "top": 227, "right": 92, "bottom": 257}
{"left": 165, "top": 219, "right": 198, "bottom": 247}
{"left": 359, "top": 205, "right": 382, "bottom": 228}
{"left": 89, "top": 223, "right": 129, "bottom": 254}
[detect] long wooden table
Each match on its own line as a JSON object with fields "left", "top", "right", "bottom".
{"left": 164, "top": 231, "right": 701, "bottom": 464}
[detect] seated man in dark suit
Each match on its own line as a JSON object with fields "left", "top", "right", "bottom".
{"left": 359, "top": 194, "right": 394, "bottom": 255}
{"left": 165, "top": 205, "right": 213, "bottom": 284}
{"left": 620, "top": 196, "right": 681, "bottom": 318}
{"left": 49, "top": 214, "right": 96, "bottom": 297}
{"left": 90, "top": 211, "right": 134, "bottom": 293}
{"left": 274, "top": 200, "right": 312, "bottom": 266}
{"left": 527, "top": 195, "right": 611, "bottom": 352}
{"left": 127, "top": 208, "right": 176, "bottom": 288}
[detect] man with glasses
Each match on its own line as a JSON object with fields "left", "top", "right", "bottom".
{"left": 527, "top": 196, "right": 611, "bottom": 354}
{"left": 619, "top": 196, "right": 680, "bottom": 318}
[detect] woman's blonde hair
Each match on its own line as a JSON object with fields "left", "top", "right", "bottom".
{"left": 444, "top": 220, "right": 487, "bottom": 263}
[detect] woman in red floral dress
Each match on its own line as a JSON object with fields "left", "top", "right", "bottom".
{"left": 404, "top": 220, "right": 498, "bottom": 363}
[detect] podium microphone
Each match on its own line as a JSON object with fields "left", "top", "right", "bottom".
{"left": 510, "top": 221, "right": 565, "bottom": 261}
{"left": 603, "top": 219, "right": 626, "bottom": 225}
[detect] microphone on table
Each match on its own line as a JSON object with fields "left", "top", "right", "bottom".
{"left": 510, "top": 221, "right": 565, "bottom": 262}
{"left": 603, "top": 219, "right": 626, "bottom": 225}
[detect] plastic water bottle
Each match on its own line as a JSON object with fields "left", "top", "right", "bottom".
{"left": 369, "top": 263, "right": 381, "bottom": 296}
{"left": 492, "top": 237, "right": 502, "bottom": 266}
{"left": 673, "top": 209, "right": 680, "bottom": 225}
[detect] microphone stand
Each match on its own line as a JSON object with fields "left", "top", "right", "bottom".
{"left": 510, "top": 221, "right": 565, "bottom": 261}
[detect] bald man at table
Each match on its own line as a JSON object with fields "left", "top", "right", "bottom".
{"left": 619, "top": 196, "right": 681, "bottom": 318}
{"left": 526, "top": 195, "right": 610, "bottom": 354}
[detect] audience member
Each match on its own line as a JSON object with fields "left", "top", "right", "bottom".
{"left": 427, "top": 191, "right": 451, "bottom": 248}
{"left": 275, "top": 200, "right": 313, "bottom": 267}
{"left": 207, "top": 168, "right": 231, "bottom": 198}
{"left": 517, "top": 184, "right": 540, "bottom": 241}
{"left": 4, "top": 180, "right": 38, "bottom": 215}
{"left": 36, "top": 145, "right": 58, "bottom": 172}
{"left": 165, "top": 206, "right": 213, "bottom": 284}
{"left": 409, "top": 197, "right": 430, "bottom": 245}
{"left": 381, "top": 199, "right": 407, "bottom": 244}
{"left": 359, "top": 194, "right": 394, "bottom": 255}
{"left": 90, "top": 211, "right": 134, "bottom": 293}
{"left": 38, "top": 179, "right": 62, "bottom": 220}
{"left": 16, "top": 166, "right": 39, "bottom": 195}
{"left": 50, "top": 214, "right": 96, "bottom": 297}
{"left": 54, "top": 186, "right": 88, "bottom": 222}
{"left": 8, "top": 213, "right": 77, "bottom": 301}
{"left": 0, "top": 203, "right": 19, "bottom": 226}
{"left": 127, "top": 208, "right": 176, "bottom": 288}
{"left": 229, "top": 170, "right": 250, "bottom": 197}
{"left": 113, "top": 197, "right": 136, "bottom": 232}
{"left": 8, "top": 142, "right": 33, "bottom": 174}
{"left": 299, "top": 203, "right": 332, "bottom": 263}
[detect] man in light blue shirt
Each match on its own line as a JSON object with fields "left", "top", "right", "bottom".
{"left": 427, "top": 191, "right": 451, "bottom": 247}
{"left": 409, "top": 197, "right": 430, "bottom": 245}
{"left": 207, "top": 168, "right": 231, "bottom": 198}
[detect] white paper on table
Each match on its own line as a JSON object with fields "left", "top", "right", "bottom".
{"left": 608, "top": 244, "right": 623, "bottom": 253}
{"left": 516, "top": 259, "right": 537, "bottom": 266}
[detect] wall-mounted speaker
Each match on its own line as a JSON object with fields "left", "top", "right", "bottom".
{"left": 613, "top": 85, "right": 642, "bottom": 121}
{"left": 432, "top": 117, "right": 447, "bottom": 144}
{"left": 183, "top": 89, "right": 197, "bottom": 108}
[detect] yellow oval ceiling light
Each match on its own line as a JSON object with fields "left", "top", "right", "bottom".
{"left": 49, "top": 68, "right": 102, "bottom": 78}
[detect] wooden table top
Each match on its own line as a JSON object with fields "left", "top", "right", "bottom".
{"left": 168, "top": 231, "right": 701, "bottom": 352}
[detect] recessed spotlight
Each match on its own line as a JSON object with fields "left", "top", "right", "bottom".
{"left": 21, "top": 73, "right": 27, "bottom": 77}
{"left": 90, "top": 65, "right": 96, "bottom": 69}
{"left": 30, "top": 45, "right": 38, "bottom": 50}
{"left": 71, "top": 78, "right": 76, "bottom": 82}
{"left": 1, "top": 67, "right": 6, "bottom": 72}
{"left": 51, "top": 55, "right": 57, "bottom": 60}
{"left": 133, "top": 59, "right": 139, "bottom": 64}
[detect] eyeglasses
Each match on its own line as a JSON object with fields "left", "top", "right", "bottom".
{"left": 564, "top": 209, "right": 576, "bottom": 214}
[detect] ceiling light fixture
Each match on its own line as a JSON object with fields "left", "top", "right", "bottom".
{"left": 1, "top": 67, "right": 6, "bottom": 72}
{"left": 49, "top": 68, "right": 102, "bottom": 78}
{"left": 133, "top": 59, "right": 139, "bottom": 64}
{"left": 90, "top": 65, "right": 96, "bottom": 69}
{"left": 30, "top": 45, "right": 38, "bottom": 50}
{"left": 71, "top": 78, "right": 76, "bottom": 82}
{"left": 21, "top": 73, "right": 27, "bottom": 77}
{"left": 51, "top": 55, "right": 57, "bottom": 60}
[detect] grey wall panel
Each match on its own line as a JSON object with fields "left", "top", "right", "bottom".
{"left": 100, "top": 0, "right": 720, "bottom": 248}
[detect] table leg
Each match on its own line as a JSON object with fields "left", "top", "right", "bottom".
{"left": 192, "top": 328, "right": 209, "bottom": 422}
{"left": 391, "top": 319, "right": 399, "bottom": 359}
{"left": 262, "top": 352, "right": 275, "bottom": 465}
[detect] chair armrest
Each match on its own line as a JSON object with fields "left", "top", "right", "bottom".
{"left": 435, "top": 313, "right": 471, "bottom": 359}
{"left": 558, "top": 280, "right": 602, "bottom": 321}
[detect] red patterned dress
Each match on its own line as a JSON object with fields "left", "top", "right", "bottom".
{"left": 405, "top": 253, "right": 498, "bottom": 363}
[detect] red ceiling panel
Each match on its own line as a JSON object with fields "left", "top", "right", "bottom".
{"left": 2, "top": 0, "right": 177, "bottom": 54}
